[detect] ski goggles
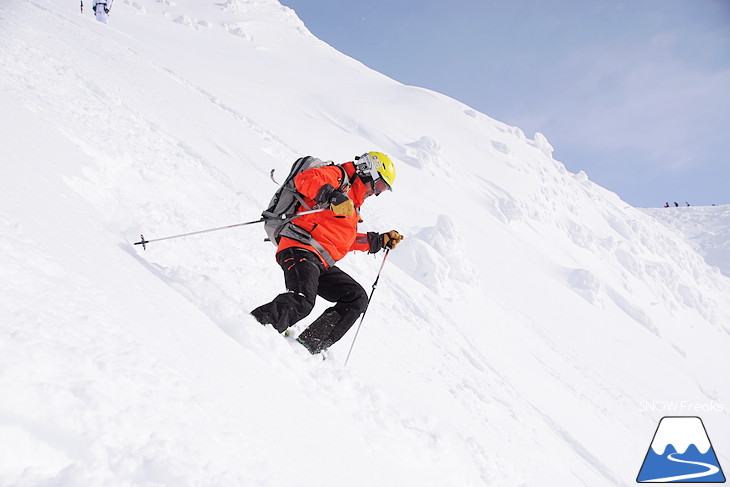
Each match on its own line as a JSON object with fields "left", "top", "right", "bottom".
{"left": 371, "top": 177, "right": 391, "bottom": 196}
{"left": 362, "top": 176, "right": 390, "bottom": 198}
{"left": 356, "top": 154, "right": 392, "bottom": 196}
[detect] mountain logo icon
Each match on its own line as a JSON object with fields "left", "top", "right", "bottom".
{"left": 637, "top": 416, "right": 726, "bottom": 483}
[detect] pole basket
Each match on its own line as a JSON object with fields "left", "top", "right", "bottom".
{"left": 134, "top": 234, "right": 149, "bottom": 250}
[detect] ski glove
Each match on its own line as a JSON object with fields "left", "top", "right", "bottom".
{"left": 314, "top": 184, "right": 335, "bottom": 204}
{"left": 330, "top": 196, "right": 355, "bottom": 217}
{"left": 383, "top": 230, "right": 404, "bottom": 249}
{"left": 315, "top": 184, "right": 355, "bottom": 217}
{"left": 366, "top": 230, "right": 404, "bottom": 253}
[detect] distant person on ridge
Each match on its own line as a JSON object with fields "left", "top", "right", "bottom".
{"left": 251, "top": 152, "right": 403, "bottom": 355}
{"left": 92, "top": 0, "right": 111, "bottom": 23}
{"left": 664, "top": 202, "right": 670, "bottom": 208}
{"left": 674, "top": 202, "right": 679, "bottom": 207}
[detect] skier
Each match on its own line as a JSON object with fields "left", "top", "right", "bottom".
{"left": 251, "top": 152, "right": 403, "bottom": 354}
{"left": 92, "top": 0, "right": 111, "bottom": 23}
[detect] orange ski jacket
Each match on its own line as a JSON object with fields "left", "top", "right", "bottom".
{"left": 277, "top": 162, "right": 373, "bottom": 267}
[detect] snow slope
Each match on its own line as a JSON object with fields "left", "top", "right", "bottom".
{"left": 1, "top": 1, "right": 729, "bottom": 486}
{"left": 643, "top": 205, "right": 730, "bottom": 278}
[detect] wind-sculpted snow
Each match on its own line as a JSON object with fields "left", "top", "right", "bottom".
{"left": 644, "top": 205, "right": 730, "bottom": 278}
{"left": 390, "top": 215, "right": 478, "bottom": 299}
{"left": 1, "top": 0, "right": 729, "bottom": 485}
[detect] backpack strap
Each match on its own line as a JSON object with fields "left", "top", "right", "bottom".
{"left": 277, "top": 222, "right": 337, "bottom": 267}
{"left": 334, "top": 164, "right": 350, "bottom": 191}
{"left": 292, "top": 189, "right": 312, "bottom": 211}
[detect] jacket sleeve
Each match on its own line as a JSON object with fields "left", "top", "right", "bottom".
{"left": 352, "top": 232, "right": 382, "bottom": 253}
{"left": 294, "top": 165, "right": 345, "bottom": 201}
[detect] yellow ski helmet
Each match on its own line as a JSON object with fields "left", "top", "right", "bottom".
{"left": 355, "top": 151, "right": 396, "bottom": 193}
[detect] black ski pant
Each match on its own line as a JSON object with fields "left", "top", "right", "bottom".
{"left": 251, "top": 247, "right": 368, "bottom": 351}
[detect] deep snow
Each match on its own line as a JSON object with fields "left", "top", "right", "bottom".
{"left": 1, "top": 1, "right": 729, "bottom": 486}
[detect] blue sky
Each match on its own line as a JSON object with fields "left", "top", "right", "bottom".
{"left": 278, "top": 0, "right": 730, "bottom": 208}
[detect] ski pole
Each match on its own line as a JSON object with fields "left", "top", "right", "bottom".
{"left": 345, "top": 248, "right": 390, "bottom": 367}
{"left": 134, "top": 208, "right": 325, "bottom": 250}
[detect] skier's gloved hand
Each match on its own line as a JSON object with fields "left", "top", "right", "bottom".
{"left": 382, "top": 230, "right": 404, "bottom": 249}
{"left": 329, "top": 191, "right": 354, "bottom": 217}
{"left": 315, "top": 184, "right": 335, "bottom": 204}
{"left": 315, "top": 184, "right": 354, "bottom": 217}
{"left": 366, "top": 230, "right": 404, "bottom": 253}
